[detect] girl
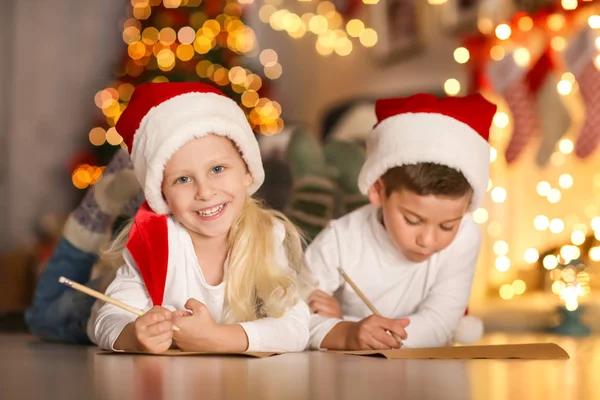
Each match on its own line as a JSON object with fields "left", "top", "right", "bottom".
{"left": 88, "top": 82, "right": 310, "bottom": 353}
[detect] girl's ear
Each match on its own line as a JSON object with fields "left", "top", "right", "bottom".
{"left": 367, "top": 179, "right": 385, "bottom": 207}
{"left": 243, "top": 170, "right": 253, "bottom": 188}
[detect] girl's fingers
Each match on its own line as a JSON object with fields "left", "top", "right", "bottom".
{"left": 151, "top": 329, "right": 174, "bottom": 345}
{"left": 144, "top": 320, "right": 174, "bottom": 337}
{"left": 172, "top": 310, "right": 192, "bottom": 318}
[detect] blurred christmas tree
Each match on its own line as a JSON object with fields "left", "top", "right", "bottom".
{"left": 71, "top": 0, "right": 284, "bottom": 190}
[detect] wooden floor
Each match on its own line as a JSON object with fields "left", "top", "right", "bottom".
{"left": 0, "top": 333, "right": 599, "bottom": 400}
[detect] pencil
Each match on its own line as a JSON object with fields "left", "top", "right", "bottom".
{"left": 336, "top": 267, "right": 403, "bottom": 345}
{"left": 58, "top": 276, "right": 180, "bottom": 332}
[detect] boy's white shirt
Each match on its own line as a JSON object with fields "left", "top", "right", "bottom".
{"left": 87, "top": 217, "right": 310, "bottom": 353}
{"left": 306, "top": 204, "right": 481, "bottom": 349}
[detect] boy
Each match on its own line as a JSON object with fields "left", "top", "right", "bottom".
{"left": 306, "top": 93, "right": 496, "bottom": 350}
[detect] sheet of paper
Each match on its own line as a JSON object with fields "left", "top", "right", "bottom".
{"left": 98, "top": 349, "right": 279, "bottom": 358}
{"left": 330, "top": 343, "right": 569, "bottom": 360}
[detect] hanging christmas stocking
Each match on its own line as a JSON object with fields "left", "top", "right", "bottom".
{"left": 532, "top": 49, "right": 572, "bottom": 167}
{"left": 565, "top": 25, "right": 600, "bottom": 159}
{"left": 487, "top": 50, "right": 540, "bottom": 164}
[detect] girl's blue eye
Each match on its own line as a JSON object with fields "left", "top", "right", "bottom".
{"left": 211, "top": 166, "right": 225, "bottom": 174}
{"left": 176, "top": 176, "right": 191, "bottom": 184}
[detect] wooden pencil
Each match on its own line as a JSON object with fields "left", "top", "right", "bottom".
{"left": 58, "top": 276, "right": 180, "bottom": 332}
{"left": 336, "top": 267, "right": 403, "bottom": 345}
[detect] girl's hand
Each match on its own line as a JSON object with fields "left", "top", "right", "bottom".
{"left": 114, "top": 306, "right": 174, "bottom": 353}
{"left": 308, "top": 290, "right": 343, "bottom": 319}
{"left": 172, "top": 298, "right": 249, "bottom": 353}
{"left": 171, "top": 298, "right": 222, "bottom": 352}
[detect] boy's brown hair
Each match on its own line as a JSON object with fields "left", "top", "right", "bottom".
{"left": 381, "top": 162, "right": 473, "bottom": 198}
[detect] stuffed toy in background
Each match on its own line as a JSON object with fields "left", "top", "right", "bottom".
{"left": 285, "top": 127, "right": 339, "bottom": 243}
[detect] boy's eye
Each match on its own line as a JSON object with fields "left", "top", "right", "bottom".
{"left": 176, "top": 176, "right": 191, "bottom": 184}
{"left": 211, "top": 165, "right": 225, "bottom": 174}
{"left": 440, "top": 225, "right": 455, "bottom": 232}
{"left": 404, "top": 217, "right": 420, "bottom": 226}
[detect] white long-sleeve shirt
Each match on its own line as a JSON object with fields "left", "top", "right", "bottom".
{"left": 306, "top": 204, "right": 481, "bottom": 349}
{"left": 87, "top": 217, "right": 310, "bottom": 353}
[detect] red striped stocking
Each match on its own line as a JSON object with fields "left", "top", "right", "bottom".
{"left": 573, "top": 62, "right": 600, "bottom": 158}
{"left": 487, "top": 51, "right": 539, "bottom": 164}
{"left": 565, "top": 25, "right": 600, "bottom": 159}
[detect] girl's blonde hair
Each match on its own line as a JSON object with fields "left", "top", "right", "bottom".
{"left": 102, "top": 196, "right": 308, "bottom": 323}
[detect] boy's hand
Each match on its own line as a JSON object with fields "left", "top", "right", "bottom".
{"left": 347, "top": 315, "right": 410, "bottom": 350}
{"left": 308, "top": 290, "right": 343, "bottom": 319}
{"left": 131, "top": 306, "right": 174, "bottom": 353}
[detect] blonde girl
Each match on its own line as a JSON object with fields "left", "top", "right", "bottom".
{"left": 88, "top": 82, "right": 310, "bottom": 353}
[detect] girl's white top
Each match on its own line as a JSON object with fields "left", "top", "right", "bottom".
{"left": 87, "top": 217, "right": 310, "bottom": 352}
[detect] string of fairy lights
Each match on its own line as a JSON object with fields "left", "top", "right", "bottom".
{"left": 73, "top": 0, "right": 289, "bottom": 189}
{"left": 257, "top": 0, "right": 378, "bottom": 56}
{"left": 441, "top": 0, "right": 600, "bottom": 308}
{"left": 74, "top": 0, "right": 380, "bottom": 189}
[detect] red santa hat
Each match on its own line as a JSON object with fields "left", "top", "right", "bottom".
{"left": 116, "top": 82, "right": 264, "bottom": 215}
{"left": 114, "top": 82, "right": 264, "bottom": 305}
{"left": 357, "top": 93, "right": 497, "bottom": 210}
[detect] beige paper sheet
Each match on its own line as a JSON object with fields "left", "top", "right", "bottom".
{"left": 330, "top": 343, "right": 569, "bottom": 360}
{"left": 99, "top": 349, "right": 279, "bottom": 358}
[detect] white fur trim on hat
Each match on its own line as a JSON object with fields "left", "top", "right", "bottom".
{"left": 357, "top": 112, "right": 490, "bottom": 211}
{"left": 454, "top": 315, "right": 484, "bottom": 344}
{"left": 130, "top": 92, "right": 265, "bottom": 215}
